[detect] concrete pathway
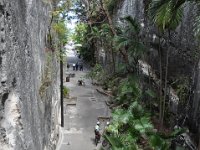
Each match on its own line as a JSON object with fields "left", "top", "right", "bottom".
{"left": 56, "top": 52, "right": 110, "bottom": 150}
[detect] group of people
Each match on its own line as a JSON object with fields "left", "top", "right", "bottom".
{"left": 67, "top": 62, "right": 83, "bottom": 71}
{"left": 73, "top": 62, "right": 83, "bottom": 71}
{"left": 94, "top": 121, "right": 110, "bottom": 144}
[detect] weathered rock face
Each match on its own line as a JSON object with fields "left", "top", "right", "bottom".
{"left": 0, "top": 0, "right": 60, "bottom": 150}
{"left": 114, "top": 0, "right": 200, "bottom": 146}
{"left": 116, "top": 0, "right": 198, "bottom": 77}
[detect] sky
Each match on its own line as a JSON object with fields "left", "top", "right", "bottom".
{"left": 66, "top": 11, "right": 78, "bottom": 32}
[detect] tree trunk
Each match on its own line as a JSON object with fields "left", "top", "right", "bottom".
{"left": 148, "top": 65, "right": 152, "bottom": 112}
{"left": 99, "top": 0, "right": 129, "bottom": 65}
{"left": 60, "top": 43, "right": 64, "bottom": 127}
{"left": 158, "top": 37, "right": 163, "bottom": 129}
{"left": 111, "top": 42, "right": 116, "bottom": 73}
{"left": 161, "top": 30, "right": 170, "bottom": 127}
{"left": 99, "top": 0, "right": 116, "bottom": 36}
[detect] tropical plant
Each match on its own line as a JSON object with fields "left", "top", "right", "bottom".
{"left": 148, "top": 0, "right": 183, "bottom": 32}
{"left": 99, "top": 70, "right": 189, "bottom": 149}
{"left": 53, "top": 21, "right": 69, "bottom": 45}
{"left": 72, "top": 23, "right": 96, "bottom": 64}
{"left": 63, "top": 86, "right": 69, "bottom": 98}
{"left": 115, "top": 75, "right": 141, "bottom": 105}
{"left": 114, "top": 16, "right": 146, "bottom": 73}
{"left": 86, "top": 63, "right": 105, "bottom": 84}
{"left": 72, "top": 23, "right": 88, "bottom": 44}
{"left": 102, "top": 75, "right": 174, "bottom": 149}
{"left": 51, "top": 0, "right": 71, "bottom": 127}
{"left": 106, "top": 0, "right": 121, "bottom": 13}
{"left": 148, "top": 0, "right": 184, "bottom": 128}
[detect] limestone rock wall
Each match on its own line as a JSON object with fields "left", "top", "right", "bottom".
{"left": 0, "top": 0, "right": 60, "bottom": 150}
{"left": 113, "top": 0, "right": 200, "bottom": 146}
{"left": 115, "top": 0, "right": 198, "bottom": 77}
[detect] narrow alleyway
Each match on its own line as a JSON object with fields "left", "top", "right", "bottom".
{"left": 56, "top": 50, "right": 110, "bottom": 150}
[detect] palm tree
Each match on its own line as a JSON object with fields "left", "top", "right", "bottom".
{"left": 193, "top": 10, "right": 200, "bottom": 150}
{"left": 100, "top": 23, "right": 117, "bottom": 73}
{"left": 149, "top": 0, "right": 184, "bottom": 128}
{"left": 150, "top": 0, "right": 200, "bottom": 147}
{"left": 114, "top": 16, "right": 145, "bottom": 73}
{"left": 88, "top": 24, "right": 117, "bottom": 72}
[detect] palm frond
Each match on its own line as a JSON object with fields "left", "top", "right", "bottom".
{"left": 149, "top": 0, "right": 184, "bottom": 31}
{"left": 148, "top": 0, "right": 170, "bottom": 21}
{"left": 115, "top": 25, "right": 123, "bottom": 35}
{"left": 101, "top": 23, "right": 111, "bottom": 32}
{"left": 128, "top": 42, "right": 146, "bottom": 58}
{"left": 149, "top": 134, "right": 170, "bottom": 150}
{"left": 120, "top": 134, "right": 138, "bottom": 150}
{"left": 104, "top": 134, "right": 124, "bottom": 148}
{"left": 129, "top": 101, "right": 144, "bottom": 117}
{"left": 114, "top": 35, "right": 130, "bottom": 50}
{"left": 134, "top": 117, "right": 153, "bottom": 134}
{"left": 107, "top": 123, "right": 120, "bottom": 134}
{"left": 168, "top": 4, "right": 183, "bottom": 30}
{"left": 112, "top": 109, "right": 133, "bottom": 124}
{"left": 116, "top": 63, "right": 127, "bottom": 74}
{"left": 123, "top": 16, "right": 140, "bottom": 34}
{"left": 145, "top": 89, "right": 156, "bottom": 98}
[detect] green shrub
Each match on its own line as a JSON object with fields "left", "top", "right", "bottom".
{"left": 63, "top": 86, "right": 69, "bottom": 98}
{"left": 86, "top": 63, "right": 105, "bottom": 84}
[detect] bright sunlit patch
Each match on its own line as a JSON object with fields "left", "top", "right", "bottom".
{"left": 65, "top": 49, "right": 76, "bottom": 57}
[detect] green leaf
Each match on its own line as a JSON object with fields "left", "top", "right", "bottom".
{"left": 175, "top": 146, "right": 185, "bottom": 150}
{"left": 104, "top": 134, "right": 124, "bottom": 148}
{"left": 132, "top": 116, "right": 153, "bottom": 134}
{"left": 149, "top": 134, "right": 170, "bottom": 150}
{"left": 114, "top": 36, "right": 130, "bottom": 50}
{"left": 107, "top": 123, "right": 120, "bottom": 134}
{"left": 123, "top": 16, "right": 140, "bottom": 34}
{"left": 145, "top": 89, "right": 156, "bottom": 98}
{"left": 149, "top": 0, "right": 184, "bottom": 31}
{"left": 150, "top": 135, "right": 163, "bottom": 148}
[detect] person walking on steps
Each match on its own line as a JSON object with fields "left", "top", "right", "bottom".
{"left": 73, "top": 63, "right": 76, "bottom": 70}
{"left": 79, "top": 63, "right": 83, "bottom": 71}
{"left": 75, "top": 62, "right": 79, "bottom": 71}
{"left": 94, "top": 121, "right": 101, "bottom": 145}
{"left": 67, "top": 63, "right": 70, "bottom": 71}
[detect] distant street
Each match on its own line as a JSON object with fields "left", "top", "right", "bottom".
{"left": 57, "top": 49, "right": 110, "bottom": 150}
